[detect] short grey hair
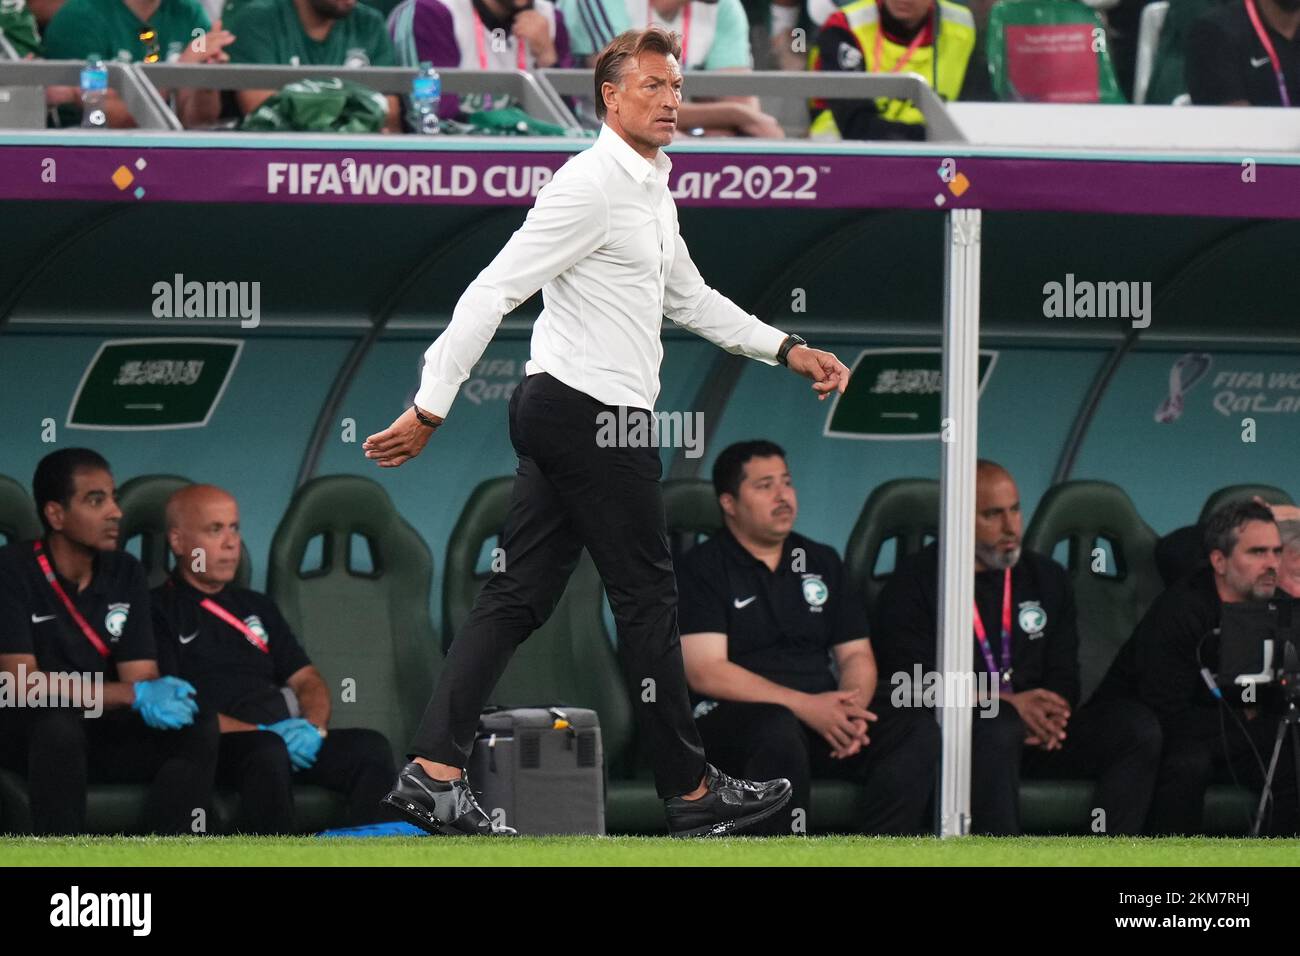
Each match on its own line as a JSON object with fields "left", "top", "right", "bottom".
{"left": 1279, "top": 519, "right": 1300, "bottom": 552}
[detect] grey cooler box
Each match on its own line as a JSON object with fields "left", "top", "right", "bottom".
{"left": 467, "top": 707, "right": 605, "bottom": 835}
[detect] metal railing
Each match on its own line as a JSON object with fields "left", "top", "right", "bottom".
{"left": 543, "top": 67, "right": 968, "bottom": 142}
{"left": 0, "top": 59, "right": 970, "bottom": 140}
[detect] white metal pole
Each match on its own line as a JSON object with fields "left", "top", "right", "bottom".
{"left": 937, "top": 208, "right": 982, "bottom": 838}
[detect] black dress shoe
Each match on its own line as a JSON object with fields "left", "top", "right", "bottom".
{"left": 381, "top": 761, "right": 519, "bottom": 836}
{"left": 664, "top": 763, "right": 793, "bottom": 838}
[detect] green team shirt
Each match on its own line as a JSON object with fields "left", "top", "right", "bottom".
{"left": 226, "top": 0, "right": 395, "bottom": 67}
{"left": 42, "top": 0, "right": 210, "bottom": 62}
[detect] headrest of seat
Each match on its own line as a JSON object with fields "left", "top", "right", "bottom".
{"left": 1199, "top": 484, "right": 1294, "bottom": 524}
{"left": 0, "top": 474, "right": 41, "bottom": 545}
{"left": 271, "top": 475, "right": 423, "bottom": 583}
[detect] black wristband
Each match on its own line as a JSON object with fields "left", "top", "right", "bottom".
{"left": 413, "top": 407, "right": 440, "bottom": 428}
{"left": 777, "top": 333, "right": 807, "bottom": 366}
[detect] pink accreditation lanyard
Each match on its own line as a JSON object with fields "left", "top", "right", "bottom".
{"left": 32, "top": 540, "right": 110, "bottom": 658}
{"left": 971, "top": 567, "right": 1014, "bottom": 692}
{"left": 198, "top": 597, "right": 269, "bottom": 654}
{"left": 648, "top": 1, "right": 691, "bottom": 68}
{"left": 473, "top": 7, "right": 528, "bottom": 70}
{"left": 1245, "top": 0, "right": 1292, "bottom": 107}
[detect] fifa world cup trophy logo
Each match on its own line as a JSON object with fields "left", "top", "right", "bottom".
{"left": 1154, "top": 352, "right": 1212, "bottom": 424}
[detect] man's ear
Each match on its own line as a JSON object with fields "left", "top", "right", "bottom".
{"left": 718, "top": 492, "right": 736, "bottom": 519}
{"left": 1209, "top": 549, "right": 1228, "bottom": 576}
{"left": 43, "top": 501, "right": 64, "bottom": 533}
{"left": 166, "top": 525, "right": 183, "bottom": 559}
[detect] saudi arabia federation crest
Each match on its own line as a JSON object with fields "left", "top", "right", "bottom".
{"left": 244, "top": 615, "right": 271, "bottom": 645}
{"left": 802, "top": 575, "right": 828, "bottom": 608}
{"left": 104, "top": 602, "right": 130, "bottom": 639}
{"left": 1018, "top": 602, "right": 1047, "bottom": 637}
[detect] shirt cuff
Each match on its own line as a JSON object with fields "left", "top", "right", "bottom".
{"left": 749, "top": 323, "right": 789, "bottom": 366}
{"left": 413, "top": 379, "right": 460, "bottom": 419}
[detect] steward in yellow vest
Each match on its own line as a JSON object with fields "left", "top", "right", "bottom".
{"left": 809, "top": 0, "right": 975, "bottom": 140}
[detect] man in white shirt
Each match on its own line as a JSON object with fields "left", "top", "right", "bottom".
{"left": 363, "top": 25, "right": 850, "bottom": 838}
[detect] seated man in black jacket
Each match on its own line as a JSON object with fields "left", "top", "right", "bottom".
{"left": 676, "top": 441, "right": 939, "bottom": 835}
{"left": 873, "top": 460, "right": 1161, "bottom": 835}
{"left": 152, "top": 483, "right": 395, "bottom": 834}
{"left": 1093, "top": 500, "right": 1293, "bottom": 834}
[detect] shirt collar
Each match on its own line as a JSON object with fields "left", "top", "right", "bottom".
{"left": 718, "top": 524, "right": 798, "bottom": 575}
{"left": 596, "top": 123, "right": 672, "bottom": 186}
{"left": 168, "top": 567, "right": 226, "bottom": 601}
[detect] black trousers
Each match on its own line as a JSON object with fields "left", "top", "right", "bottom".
{"left": 217, "top": 727, "right": 396, "bottom": 834}
{"left": 695, "top": 700, "right": 940, "bottom": 834}
{"left": 1148, "top": 712, "right": 1300, "bottom": 836}
{"left": 971, "top": 697, "right": 1162, "bottom": 836}
{"left": 0, "top": 706, "right": 219, "bottom": 835}
{"left": 409, "top": 372, "right": 707, "bottom": 799}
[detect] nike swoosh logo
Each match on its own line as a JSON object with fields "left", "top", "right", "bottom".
{"left": 733, "top": 596, "right": 757, "bottom": 609}
{"left": 179, "top": 631, "right": 199, "bottom": 644}
{"left": 31, "top": 613, "right": 55, "bottom": 624}
{"left": 1251, "top": 56, "right": 1271, "bottom": 67}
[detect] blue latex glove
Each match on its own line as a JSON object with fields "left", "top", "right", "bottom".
{"left": 258, "top": 718, "right": 323, "bottom": 771}
{"left": 132, "top": 676, "right": 199, "bottom": 730}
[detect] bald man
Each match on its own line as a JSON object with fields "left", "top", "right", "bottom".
{"left": 150, "top": 484, "right": 395, "bottom": 834}
{"left": 871, "top": 461, "right": 1162, "bottom": 835}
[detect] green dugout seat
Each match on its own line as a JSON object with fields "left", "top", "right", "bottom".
{"left": 844, "top": 478, "right": 939, "bottom": 621}
{"left": 0, "top": 473, "right": 41, "bottom": 545}
{"left": 987, "top": 0, "right": 1125, "bottom": 103}
{"left": 116, "top": 474, "right": 252, "bottom": 589}
{"left": 268, "top": 475, "right": 441, "bottom": 774}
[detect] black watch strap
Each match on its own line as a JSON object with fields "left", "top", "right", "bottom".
{"left": 413, "top": 407, "right": 440, "bottom": 428}
{"left": 777, "top": 334, "right": 807, "bottom": 366}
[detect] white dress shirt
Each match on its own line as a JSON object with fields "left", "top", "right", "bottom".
{"left": 414, "top": 124, "right": 789, "bottom": 417}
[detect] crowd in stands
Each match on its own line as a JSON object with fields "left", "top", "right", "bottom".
{"left": 2, "top": 444, "right": 1298, "bottom": 836}
{"left": 2, "top": 0, "right": 1296, "bottom": 133}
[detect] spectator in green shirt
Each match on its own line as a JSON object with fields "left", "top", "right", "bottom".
{"left": 42, "top": 0, "right": 235, "bottom": 127}
{"left": 226, "top": 0, "right": 400, "bottom": 130}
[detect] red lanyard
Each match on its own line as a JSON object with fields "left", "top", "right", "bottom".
{"left": 199, "top": 597, "right": 269, "bottom": 654}
{"left": 971, "top": 567, "right": 1013, "bottom": 689}
{"left": 873, "top": 0, "right": 929, "bottom": 75}
{"left": 648, "top": 0, "right": 691, "bottom": 69}
{"left": 32, "top": 540, "right": 110, "bottom": 659}
{"left": 1245, "top": 0, "right": 1292, "bottom": 107}
{"left": 473, "top": 7, "right": 528, "bottom": 70}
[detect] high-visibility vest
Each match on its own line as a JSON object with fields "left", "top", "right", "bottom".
{"left": 808, "top": 0, "right": 975, "bottom": 139}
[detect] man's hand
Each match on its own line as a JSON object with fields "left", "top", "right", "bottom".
{"left": 1255, "top": 496, "right": 1300, "bottom": 523}
{"left": 512, "top": 11, "right": 557, "bottom": 67}
{"left": 259, "top": 717, "right": 324, "bottom": 770}
{"left": 363, "top": 406, "right": 443, "bottom": 468}
{"left": 786, "top": 345, "right": 850, "bottom": 401}
{"left": 178, "top": 20, "right": 236, "bottom": 63}
{"left": 132, "top": 676, "right": 199, "bottom": 730}
{"left": 793, "top": 690, "right": 876, "bottom": 754}
{"left": 732, "top": 103, "right": 785, "bottom": 138}
{"left": 1006, "top": 688, "right": 1070, "bottom": 750}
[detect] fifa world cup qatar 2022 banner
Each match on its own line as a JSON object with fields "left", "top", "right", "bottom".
{"left": 5, "top": 140, "right": 1300, "bottom": 218}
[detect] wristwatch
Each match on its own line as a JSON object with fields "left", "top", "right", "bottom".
{"left": 777, "top": 333, "right": 807, "bottom": 366}
{"left": 413, "top": 406, "right": 440, "bottom": 429}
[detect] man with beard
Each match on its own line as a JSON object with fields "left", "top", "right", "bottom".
{"left": 1187, "top": 0, "right": 1300, "bottom": 106}
{"left": 872, "top": 460, "right": 1161, "bottom": 835}
{"left": 1093, "top": 500, "right": 1296, "bottom": 834}
{"left": 226, "top": 0, "right": 401, "bottom": 129}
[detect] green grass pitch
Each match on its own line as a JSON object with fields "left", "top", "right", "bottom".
{"left": 3, "top": 836, "right": 1298, "bottom": 867}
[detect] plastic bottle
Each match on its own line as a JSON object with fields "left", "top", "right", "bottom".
{"left": 410, "top": 62, "right": 441, "bottom": 135}
{"left": 80, "top": 56, "right": 109, "bottom": 129}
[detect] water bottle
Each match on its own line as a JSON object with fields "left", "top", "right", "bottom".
{"left": 80, "top": 55, "right": 109, "bottom": 129}
{"left": 410, "top": 62, "right": 441, "bottom": 135}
